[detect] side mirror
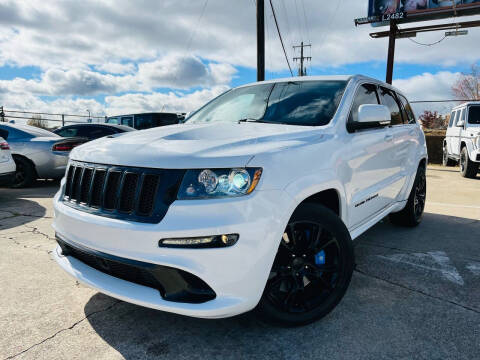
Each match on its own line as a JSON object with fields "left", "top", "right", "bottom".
{"left": 456, "top": 120, "right": 465, "bottom": 127}
{"left": 348, "top": 104, "right": 391, "bottom": 132}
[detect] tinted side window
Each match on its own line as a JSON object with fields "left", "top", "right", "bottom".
{"left": 398, "top": 94, "right": 416, "bottom": 124}
{"left": 348, "top": 84, "right": 379, "bottom": 123}
{"left": 378, "top": 87, "right": 403, "bottom": 125}
{"left": 56, "top": 127, "right": 79, "bottom": 137}
{"left": 468, "top": 105, "right": 480, "bottom": 124}
{"left": 79, "top": 127, "right": 115, "bottom": 139}
{"left": 155, "top": 114, "right": 180, "bottom": 126}
{"left": 135, "top": 115, "right": 154, "bottom": 130}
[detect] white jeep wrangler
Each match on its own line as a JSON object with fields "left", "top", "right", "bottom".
{"left": 53, "top": 75, "right": 427, "bottom": 325}
{"left": 443, "top": 102, "right": 480, "bottom": 178}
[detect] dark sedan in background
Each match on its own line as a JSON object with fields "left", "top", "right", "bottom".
{"left": 53, "top": 123, "right": 136, "bottom": 141}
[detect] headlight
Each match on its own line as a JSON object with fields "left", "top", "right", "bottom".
{"left": 177, "top": 168, "right": 262, "bottom": 199}
{"left": 475, "top": 135, "right": 480, "bottom": 149}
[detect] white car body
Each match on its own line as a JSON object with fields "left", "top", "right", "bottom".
{"left": 444, "top": 102, "right": 480, "bottom": 166}
{"left": 53, "top": 75, "right": 427, "bottom": 319}
{"left": 0, "top": 136, "right": 16, "bottom": 186}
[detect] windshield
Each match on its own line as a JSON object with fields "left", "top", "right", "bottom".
{"left": 186, "top": 80, "right": 347, "bottom": 126}
{"left": 468, "top": 105, "right": 480, "bottom": 124}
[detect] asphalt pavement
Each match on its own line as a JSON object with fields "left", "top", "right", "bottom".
{"left": 0, "top": 165, "right": 479, "bottom": 360}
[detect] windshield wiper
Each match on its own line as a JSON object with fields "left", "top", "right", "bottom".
{"left": 238, "top": 118, "right": 262, "bottom": 123}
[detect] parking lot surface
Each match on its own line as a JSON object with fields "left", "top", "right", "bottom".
{"left": 1, "top": 165, "right": 479, "bottom": 360}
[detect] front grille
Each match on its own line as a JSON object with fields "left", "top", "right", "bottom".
{"left": 57, "top": 237, "right": 216, "bottom": 304}
{"left": 477, "top": 154, "right": 480, "bottom": 161}
{"left": 63, "top": 161, "right": 185, "bottom": 223}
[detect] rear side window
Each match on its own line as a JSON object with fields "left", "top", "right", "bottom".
{"left": 453, "top": 110, "right": 460, "bottom": 126}
{"left": 378, "top": 87, "right": 403, "bottom": 125}
{"left": 56, "top": 127, "right": 79, "bottom": 137}
{"left": 459, "top": 109, "right": 466, "bottom": 126}
{"left": 398, "top": 94, "right": 416, "bottom": 124}
{"left": 348, "top": 84, "right": 379, "bottom": 123}
{"left": 467, "top": 106, "right": 480, "bottom": 124}
{"left": 448, "top": 111, "right": 456, "bottom": 127}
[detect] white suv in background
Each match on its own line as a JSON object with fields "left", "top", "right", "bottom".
{"left": 443, "top": 102, "right": 480, "bottom": 178}
{"left": 53, "top": 75, "right": 427, "bottom": 326}
{"left": 0, "top": 135, "right": 16, "bottom": 186}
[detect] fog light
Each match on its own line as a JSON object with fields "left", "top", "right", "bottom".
{"left": 159, "top": 234, "right": 239, "bottom": 248}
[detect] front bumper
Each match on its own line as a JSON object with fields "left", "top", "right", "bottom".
{"left": 53, "top": 188, "right": 293, "bottom": 318}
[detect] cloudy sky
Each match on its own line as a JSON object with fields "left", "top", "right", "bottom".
{"left": 0, "top": 0, "right": 479, "bottom": 122}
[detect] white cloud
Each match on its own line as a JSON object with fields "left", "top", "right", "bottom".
{"left": 95, "top": 62, "right": 136, "bottom": 74}
{"left": 393, "top": 71, "right": 462, "bottom": 116}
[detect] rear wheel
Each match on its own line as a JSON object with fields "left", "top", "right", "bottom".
{"left": 11, "top": 156, "right": 36, "bottom": 188}
{"left": 389, "top": 164, "right": 426, "bottom": 227}
{"left": 442, "top": 144, "right": 456, "bottom": 167}
{"left": 257, "top": 203, "right": 354, "bottom": 326}
{"left": 460, "top": 146, "right": 478, "bottom": 179}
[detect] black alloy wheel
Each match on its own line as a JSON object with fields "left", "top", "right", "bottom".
{"left": 258, "top": 203, "right": 354, "bottom": 326}
{"left": 413, "top": 169, "right": 426, "bottom": 222}
{"left": 389, "top": 164, "right": 426, "bottom": 227}
{"left": 11, "top": 156, "right": 36, "bottom": 188}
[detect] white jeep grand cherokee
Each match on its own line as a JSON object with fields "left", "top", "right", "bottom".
{"left": 443, "top": 102, "right": 480, "bottom": 178}
{"left": 53, "top": 75, "right": 427, "bottom": 325}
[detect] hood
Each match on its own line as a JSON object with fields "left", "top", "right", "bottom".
{"left": 70, "top": 122, "right": 327, "bottom": 168}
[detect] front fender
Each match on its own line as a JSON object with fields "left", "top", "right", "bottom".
{"left": 283, "top": 169, "right": 347, "bottom": 225}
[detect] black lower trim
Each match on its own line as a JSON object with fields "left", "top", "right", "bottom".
{"left": 56, "top": 236, "right": 216, "bottom": 304}
{"left": 476, "top": 154, "right": 480, "bottom": 162}
{"left": 0, "top": 171, "right": 15, "bottom": 186}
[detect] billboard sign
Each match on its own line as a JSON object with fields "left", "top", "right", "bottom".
{"left": 367, "top": 0, "right": 480, "bottom": 25}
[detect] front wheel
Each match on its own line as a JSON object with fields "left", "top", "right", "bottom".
{"left": 460, "top": 146, "right": 478, "bottom": 178}
{"left": 257, "top": 203, "right": 354, "bottom": 326}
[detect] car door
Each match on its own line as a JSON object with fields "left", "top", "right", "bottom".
{"left": 450, "top": 109, "right": 464, "bottom": 157}
{"left": 378, "top": 88, "right": 411, "bottom": 200}
{"left": 445, "top": 110, "right": 456, "bottom": 155}
{"left": 344, "top": 83, "right": 398, "bottom": 229}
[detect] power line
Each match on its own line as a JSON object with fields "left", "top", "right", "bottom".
{"left": 300, "top": 0, "right": 311, "bottom": 44}
{"left": 269, "top": 0, "right": 293, "bottom": 76}
{"left": 185, "top": 0, "right": 209, "bottom": 54}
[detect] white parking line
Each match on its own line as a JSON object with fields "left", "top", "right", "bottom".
{"left": 427, "top": 202, "right": 480, "bottom": 210}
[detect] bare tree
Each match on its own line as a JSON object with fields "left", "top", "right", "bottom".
{"left": 419, "top": 110, "right": 448, "bottom": 130}
{"left": 452, "top": 64, "right": 480, "bottom": 101}
{"left": 27, "top": 115, "right": 49, "bottom": 129}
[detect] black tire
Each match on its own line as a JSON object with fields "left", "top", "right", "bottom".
{"left": 460, "top": 146, "right": 478, "bottom": 179}
{"left": 257, "top": 203, "right": 354, "bottom": 326}
{"left": 11, "top": 156, "right": 36, "bottom": 188}
{"left": 442, "top": 144, "right": 456, "bottom": 167}
{"left": 389, "top": 164, "right": 426, "bottom": 227}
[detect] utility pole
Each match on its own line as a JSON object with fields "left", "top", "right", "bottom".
{"left": 0, "top": 106, "right": 4, "bottom": 122}
{"left": 385, "top": 21, "right": 397, "bottom": 85}
{"left": 257, "top": 0, "right": 265, "bottom": 81}
{"left": 293, "top": 42, "right": 311, "bottom": 76}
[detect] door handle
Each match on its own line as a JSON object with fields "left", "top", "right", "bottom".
{"left": 384, "top": 134, "right": 393, "bottom": 142}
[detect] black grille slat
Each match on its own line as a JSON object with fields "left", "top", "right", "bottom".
{"left": 138, "top": 174, "right": 159, "bottom": 215}
{"left": 90, "top": 169, "right": 106, "bottom": 207}
{"left": 64, "top": 166, "right": 75, "bottom": 198}
{"left": 70, "top": 166, "right": 82, "bottom": 201}
{"left": 80, "top": 168, "right": 93, "bottom": 204}
{"left": 104, "top": 171, "right": 122, "bottom": 210}
{"left": 119, "top": 173, "right": 139, "bottom": 212}
{"left": 62, "top": 161, "right": 185, "bottom": 224}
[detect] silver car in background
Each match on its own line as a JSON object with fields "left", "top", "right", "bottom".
{"left": 0, "top": 124, "right": 85, "bottom": 187}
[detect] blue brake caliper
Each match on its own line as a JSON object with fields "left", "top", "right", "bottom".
{"left": 315, "top": 250, "right": 326, "bottom": 266}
